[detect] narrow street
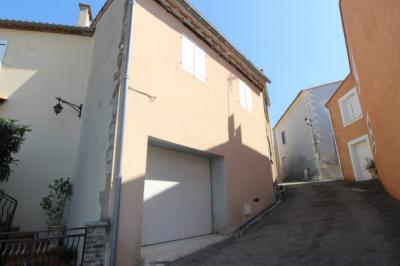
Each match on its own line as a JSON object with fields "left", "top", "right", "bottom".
{"left": 171, "top": 180, "right": 400, "bottom": 266}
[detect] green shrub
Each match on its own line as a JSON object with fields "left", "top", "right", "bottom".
{"left": 0, "top": 118, "right": 31, "bottom": 183}
{"left": 40, "top": 178, "right": 73, "bottom": 226}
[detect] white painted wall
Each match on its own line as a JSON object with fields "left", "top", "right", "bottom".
{"left": 0, "top": 29, "right": 92, "bottom": 230}
{"left": 308, "top": 82, "right": 342, "bottom": 180}
{"left": 274, "top": 82, "right": 341, "bottom": 182}
{"left": 274, "top": 95, "right": 317, "bottom": 181}
{"left": 67, "top": 0, "right": 126, "bottom": 228}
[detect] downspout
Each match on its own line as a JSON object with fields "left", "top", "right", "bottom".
{"left": 110, "top": 0, "right": 135, "bottom": 265}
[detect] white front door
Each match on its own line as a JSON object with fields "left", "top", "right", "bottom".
{"left": 141, "top": 145, "right": 213, "bottom": 246}
{"left": 348, "top": 135, "right": 373, "bottom": 181}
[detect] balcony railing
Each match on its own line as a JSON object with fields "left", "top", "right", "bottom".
{"left": 0, "top": 227, "right": 87, "bottom": 266}
{"left": 0, "top": 192, "right": 17, "bottom": 233}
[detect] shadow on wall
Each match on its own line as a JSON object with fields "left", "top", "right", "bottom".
{"left": 283, "top": 156, "right": 319, "bottom": 183}
{"left": 0, "top": 48, "right": 88, "bottom": 230}
{"left": 115, "top": 114, "right": 274, "bottom": 265}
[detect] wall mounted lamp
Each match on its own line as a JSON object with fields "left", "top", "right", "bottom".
{"left": 304, "top": 116, "right": 312, "bottom": 127}
{"left": 53, "top": 97, "right": 83, "bottom": 118}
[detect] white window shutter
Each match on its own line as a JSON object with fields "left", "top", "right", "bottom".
{"left": 245, "top": 86, "right": 253, "bottom": 112}
{"left": 239, "top": 80, "right": 247, "bottom": 109}
{"left": 181, "top": 35, "right": 194, "bottom": 74}
{"left": 350, "top": 94, "right": 362, "bottom": 118}
{"left": 194, "top": 46, "right": 206, "bottom": 82}
{"left": 339, "top": 99, "right": 350, "bottom": 124}
{"left": 0, "top": 40, "right": 8, "bottom": 66}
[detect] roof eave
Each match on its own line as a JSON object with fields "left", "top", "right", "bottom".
{"left": 0, "top": 19, "right": 94, "bottom": 36}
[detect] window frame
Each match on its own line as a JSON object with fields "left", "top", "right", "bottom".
{"left": 0, "top": 40, "right": 9, "bottom": 67}
{"left": 281, "top": 130, "right": 287, "bottom": 145}
{"left": 181, "top": 35, "right": 206, "bottom": 82}
{"left": 338, "top": 87, "right": 363, "bottom": 127}
{"left": 239, "top": 80, "right": 253, "bottom": 112}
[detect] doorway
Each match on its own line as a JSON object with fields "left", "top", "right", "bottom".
{"left": 348, "top": 135, "right": 373, "bottom": 181}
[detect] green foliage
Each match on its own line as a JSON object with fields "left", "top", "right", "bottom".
{"left": 0, "top": 118, "right": 31, "bottom": 183}
{"left": 40, "top": 178, "right": 73, "bottom": 226}
{"left": 263, "top": 88, "right": 271, "bottom": 123}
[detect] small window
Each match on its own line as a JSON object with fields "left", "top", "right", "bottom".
{"left": 0, "top": 40, "right": 8, "bottom": 66}
{"left": 281, "top": 130, "right": 286, "bottom": 144}
{"left": 239, "top": 80, "right": 253, "bottom": 112}
{"left": 181, "top": 35, "right": 206, "bottom": 82}
{"left": 338, "top": 87, "right": 362, "bottom": 126}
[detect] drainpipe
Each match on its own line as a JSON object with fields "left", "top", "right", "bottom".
{"left": 109, "top": 0, "right": 135, "bottom": 265}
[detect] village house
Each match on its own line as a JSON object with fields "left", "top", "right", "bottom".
{"left": 326, "top": 74, "right": 373, "bottom": 181}
{"left": 326, "top": 0, "right": 400, "bottom": 197}
{"left": 0, "top": 0, "right": 275, "bottom": 264}
{"left": 274, "top": 82, "right": 342, "bottom": 182}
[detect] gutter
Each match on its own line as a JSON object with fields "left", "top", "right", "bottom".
{"left": 109, "top": 0, "right": 135, "bottom": 265}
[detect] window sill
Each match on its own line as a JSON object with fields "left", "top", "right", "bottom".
{"left": 181, "top": 67, "right": 206, "bottom": 84}
{"left": 343, "top": 115, "right": 363, "bottom": 128}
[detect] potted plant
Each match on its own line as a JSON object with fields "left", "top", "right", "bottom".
{"left": 366, "top": 158, "right": 378, "bottom": 177}
{"left": 40, "top": 178, "right": 73, "bottom": 233}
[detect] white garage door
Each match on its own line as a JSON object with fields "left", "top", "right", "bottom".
{"left": 141, "top": 145, "right": 213, "bottom": 246}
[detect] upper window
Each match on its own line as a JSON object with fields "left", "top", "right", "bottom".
{"left": 181, "top": 35, "right": 206, "bottom": 82}
{"left": 338, "top": 87, "right": 362, "bottom": 126}
{"left": 281, "top": 130, "right": 287, "bottom": 145}
{"left": 0, "top": 40, "right": 8, "bottom": 66}
{"left": 239, "top": 80, "right": 253, "bottom": 112}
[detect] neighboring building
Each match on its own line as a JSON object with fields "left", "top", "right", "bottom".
{"left": 0, "top": 13, "right": 93, "bottom": 230}
{"left": 337, "top": 0, "right": 400, "bottom": 199}
{"left": 274, "top": 82, "right": 342, "bottom": 182}
{"left": 326, "top": 74, "right": 373, "bottom": 181}
{"left": 0, "top": 0, "right": 275, "bottom": 264}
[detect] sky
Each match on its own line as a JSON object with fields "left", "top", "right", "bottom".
{"left": 0, "top": 0, "right": 349, "bottom": 126}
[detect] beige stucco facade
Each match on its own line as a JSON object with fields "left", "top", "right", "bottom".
{"left": 116, "top": 0, "right": 274, "bottom": 263}
{"left": 0, "top": 0, "right": 275, "bottom": 264}
{"left": 0, "top": 29, "right": 92, "bottom": 230}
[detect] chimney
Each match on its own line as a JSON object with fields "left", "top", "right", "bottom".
{"left": 77, "top": 3, "right": 93, "bottom": 27}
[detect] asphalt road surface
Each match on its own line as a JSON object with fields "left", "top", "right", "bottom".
{"left": 170, "top": 180, "right": 400, "bottom": 266}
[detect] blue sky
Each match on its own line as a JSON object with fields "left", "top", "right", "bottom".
{"left": 0, "top": 0, "right": 349, "bottom": 126}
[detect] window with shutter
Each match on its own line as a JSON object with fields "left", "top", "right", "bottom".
{"left": 338, "top": 87, "right": 363, "bottom": 126}
{"left": 245, "top": 86, "right": 253, "bottom": 112}
{"left": 181, "top": 36, "right": 194, "bottom": 75}
{"left": 239, "top": 80, "right": 253, "bottom": 112}
{"left": 239, "top": 80, "right": 247, "bottom": 109}
{"left": 281, "top": 131, "right": 287, "bottom": 144}
{"left": 194, "top": 46, "right": 206, "bottom": 82}
{"left": 0, "top": 40, "right": 8, "bottom": 66}
{"left": 181, "top": 35, "right": 206, "bottom": 82}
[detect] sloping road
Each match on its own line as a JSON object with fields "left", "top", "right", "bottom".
{"left": 171, "top": 180, "right": 400, "bottom": 266}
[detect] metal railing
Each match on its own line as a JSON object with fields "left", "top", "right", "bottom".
{"left": 0, "top": 192, "right": 17, "bottom": 232}
{"left": 0, "top": 227, "right": 87, "bottom": 266}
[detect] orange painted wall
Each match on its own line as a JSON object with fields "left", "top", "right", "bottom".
{"left": 326, "top": 74, "right": 368, "bottom": 181}
{"left": 340, "top": 0, "right": 400, "bottom": 198}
